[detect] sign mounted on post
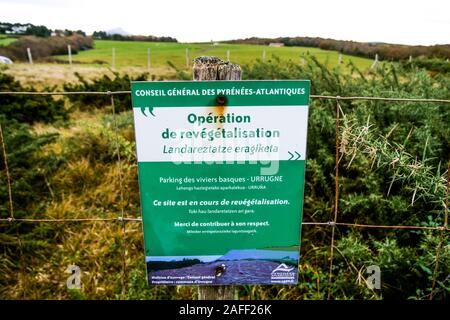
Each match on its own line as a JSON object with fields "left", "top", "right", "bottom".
{"left": 131, "top": 80, "right": 310, "bottom": 285}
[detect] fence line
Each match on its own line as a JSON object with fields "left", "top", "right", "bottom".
{"left": 1, "top": 217, "right": 448, "bottom": 232}
{"left": 1, "top": 89, "right": 449, "bottom": 299}
{"left": 0, "top": 217, "right": 141, "bottom": 222}
{"left": 311, "top": 95, "right": 450, "bottom": 104}
{"left": 327, "top": 98, "right": 341, "bottom": 299}
{"left": 1, "top": 91, "right": 450, "bottom": 104}
{"left": 0, "top": 91, "right": 131, "bottom": 96}
{"left": 111, "top": 95, "right": 128, "bottom": 298}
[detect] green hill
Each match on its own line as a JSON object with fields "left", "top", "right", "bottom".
{"left": 55, "top": 40, "right": 373, "bottom": 70}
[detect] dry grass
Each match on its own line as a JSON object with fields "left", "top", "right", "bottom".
{"left": 2, "top": 63, "right": 175, "bottom": 89}
{"left": 2, "top": 110, "right": 143, "bottom": 299}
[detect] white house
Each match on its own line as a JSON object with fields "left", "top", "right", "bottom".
{"left": 269, "top": 42, "right": 284, "bottom": 47}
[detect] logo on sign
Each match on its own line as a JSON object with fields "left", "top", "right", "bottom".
{"left": 271, "top": 263, "right": 296, "bottom": 284}
{"left": 272, "top": 263, "right": 295, "bottom": 273}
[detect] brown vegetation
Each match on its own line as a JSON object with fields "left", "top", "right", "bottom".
{"left": 0, "top": 34, "right": 93, "bottom": 62}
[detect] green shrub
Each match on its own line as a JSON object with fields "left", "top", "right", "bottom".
{"left": 0, "top": 116, "right": 61, "bottom": 218}
{"left": 0, "top": 116, "right": 64, "bottom": 294}
{"left": 404, "top": 58, "right": 450, "bottom": 74}
{"left": 63, "top": 72, "right": 148, "bottom": 112}
{"left": 244, "top": 56, "right": 450, "bottom": 299}
{"left": 0, "top": 72, "right": 68, "bottom": 124}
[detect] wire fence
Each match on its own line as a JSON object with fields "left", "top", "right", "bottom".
{"left": 0, "top": 90, "right": 449, "bottom": 300}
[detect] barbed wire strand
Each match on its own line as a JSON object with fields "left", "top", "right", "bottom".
{"left": 0, "top": 91, "right": 131, "bottom": 96}
{"left": 0, "top": 217, "right": 141, "bottom": 222}
{"left": 327, "top": 97, "right": 341, "bottom": 300}
{"left": 0, "top": 124, "right": 14, "bottom": 220}
{"left": 429, "top": 159, "right": 450, "bottom": 299}
{"left": 332, "top": 222, "right": 448, "bottom": 231}
{"left": 310, "top": 95, "right": 450, "bottom": 104}
{"left": 0, "top": 218, "right": 449, "bottom": 231}
{"left": 1, "top": 91, "right": 450, "bottom": 104}
{"left": 110, "top": 93, "right": 128, "bottom": 298}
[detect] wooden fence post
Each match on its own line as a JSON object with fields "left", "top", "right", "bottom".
{"left": 27, "top": 48, "right": 33, "bottom": 64}
{"left": 370, "top": 53, "right": 379, "bottom": 70}
{"left": 68, "top": 45, "right": 72, "bottom": 66}
{"left": 192, "top": 56, "right": 241, "bottom": 300}
{"left": 186, "top": 48, "right": 190, "bottom": 68}
{"left": 112, "top": 47, "right": 116, "bottom": 70}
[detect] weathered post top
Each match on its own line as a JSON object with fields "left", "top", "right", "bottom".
{"left": 194, "top": 56, "right": 240, "bottom": 300}
{"left": 193, "top": 56, "right": 242, "bottom": 81}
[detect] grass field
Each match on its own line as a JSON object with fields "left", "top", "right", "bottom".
{"left": 56, "top": 40, "right": 373, "bottom": 71}
{"left": 2, "top": 38, "right": 373, "bottom": 86}
{"left": 0, "top": 35, "right": 17, "bottom": 46}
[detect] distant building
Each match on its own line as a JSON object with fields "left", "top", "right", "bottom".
{"left": 12, "top": 25, "right": 30, "bottom": 34}
{"left": 269, "top": 42, "right": 284, "bottom": 47}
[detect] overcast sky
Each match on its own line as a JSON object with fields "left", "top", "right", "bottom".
{"left": 1, "top": 0, "right": 449, "bottom": 45}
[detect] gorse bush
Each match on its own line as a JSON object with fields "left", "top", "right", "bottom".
{"left": 63, "top": 72, "right": 148, "bottom": 112}
{"left": 404, "top": 58, "right": 450, "bottom": 74}
{"left": 63, "top": 121, "right": 136, "bottom": 165}
{"left": 0, "top": 72, "right": 68, "bottom": 124}
{"left": 243, "top": 56, "right": 450, "bottom": 299}
{"left": 0, "top": 116, "right": 64, "bottom": 294}
{"left": 0, "top": 116, "right": 61, "bottom": 218}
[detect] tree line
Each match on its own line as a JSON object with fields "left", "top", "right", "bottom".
{"left": 0, "top": 34, "right": 93, "bottom": 62}
{"left": 0, "top": 21, "right": 86, "bottom": 37}
{"left": 225, "top": 37, "right": 450, "bottom": 61}
{"left": 92, "top": 31, "right": 177, "bottom": 43}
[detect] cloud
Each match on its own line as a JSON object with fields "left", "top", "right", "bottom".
{"left": 1, "top": 0, "right": 71, "bottom": 7}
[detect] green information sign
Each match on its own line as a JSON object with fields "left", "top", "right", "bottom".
{"left": 131, "top": 80, "right": 310, "bottom": 285}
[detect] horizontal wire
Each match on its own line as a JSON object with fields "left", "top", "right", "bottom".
{"left": 302, "top": 221, "right": 448, "bottom": 231}
{"left": 0, "top": 91, "right": 131, "bottom": 96}
{"left": 310, "top": 95, "right": 450, "bottom": 103}
{"left": 0, "top": 217, "right": 141, "bottom": 222}
{"left": 335, "top": 222, "right": 444, "bottom": 230}
{"left": 0, "top": 217, "right": 448, "bottom": 232}
{"left": 0, "top": 91, "right": 449, "bottom": 103}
